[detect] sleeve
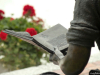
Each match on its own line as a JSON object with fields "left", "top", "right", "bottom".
{"left": 66, "top": 0, "right": 100, "bottom": 47}
{"left": 96, "top": 0, "right": 100, "bottom": 50}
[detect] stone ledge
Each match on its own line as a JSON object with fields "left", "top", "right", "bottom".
{"left": 0, "top": 63, "right": 60, "bottom": 75}
{"left": 0, "top": 52, "right": 100, "bottom": 75}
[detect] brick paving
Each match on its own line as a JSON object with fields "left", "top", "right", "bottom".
{"left": 53, "top": 60, "right": 100, "bottom": 75}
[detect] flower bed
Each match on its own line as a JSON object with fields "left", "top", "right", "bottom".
{"left": 0, "top": 4, "right": 49, "bottom": 71}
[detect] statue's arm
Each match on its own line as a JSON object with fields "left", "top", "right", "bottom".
{"left": 67, "top": 0, "right": 100, "bottom": 48}
{"left": 59, "top": 44, "right": 91, "bottom": 75}
{"left": 56, "top": 0, "right": 100, "bottom": 75}
{"left": 50, "top": 0, "right": 100, "bottom": 74}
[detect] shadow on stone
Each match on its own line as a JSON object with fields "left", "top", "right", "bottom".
{"left": 40, "top": 72, "right": 60, "bottom": 75}
{"left": 89, "top": 69, "right": 100, "bottom": 75}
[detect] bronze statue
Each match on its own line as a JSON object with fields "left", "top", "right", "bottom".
{"left": 3, "top": 0, "right": 100, "bottom": 75}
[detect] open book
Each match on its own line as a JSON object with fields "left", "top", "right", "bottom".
{"left": 3, "top": 24, "right": 68, "bottom": 59}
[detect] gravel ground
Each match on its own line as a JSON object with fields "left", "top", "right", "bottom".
{"left": 0, "top": 51, "right": 100, "bottom": 75}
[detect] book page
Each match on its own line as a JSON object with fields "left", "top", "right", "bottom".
{"left": 33, "top": 24, "right": 68, "bottom": 51}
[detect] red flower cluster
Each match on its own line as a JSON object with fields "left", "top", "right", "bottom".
{"left": 26, "top": 28, "right": 37, "bottom": 36}
{"left": 0, "top": 10, "right": 4, "bottom": 20}
{"left": 23, "top": 5, "right": 36, "bottom": 17}
{"left": 0, "top": 31, "right": 8, "bottom": 40}
{"left": 33, "top": 17, "right": 44, "bottom": 27}
{"left": 36, "top": 17, "right": 44, "bottom": 23}
{"left": 10, "top": 18, "right": 14, "bottom": 21}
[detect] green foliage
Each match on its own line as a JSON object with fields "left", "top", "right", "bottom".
{"left": 0, "top": 17, "right": 49, "bottom": 70}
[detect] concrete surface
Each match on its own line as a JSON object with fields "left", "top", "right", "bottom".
{"left": 0, "top": 51, "right": 100, "bottom": 75}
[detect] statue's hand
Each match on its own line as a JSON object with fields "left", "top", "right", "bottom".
{"left": 49, "top": 53, "right": 60, "bottom": 65}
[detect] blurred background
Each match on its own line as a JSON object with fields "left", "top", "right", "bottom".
{"left": 0, "top": 0, "right": 99, "bottom": 74}
{"left": 0, "top": 0, "right": 75, "bottom": 28}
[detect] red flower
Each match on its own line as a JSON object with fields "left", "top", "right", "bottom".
{"left": 23, "top": 11, "right": 27, "bottom": 16}
{"left": 26, "top": 28, "right": 37, "bottom": 36}
{"left": 33, "top": 17, "right": 44, "bottom": 24}
{"left": 0, "top": 10, "right": 4, "bottom": 14}
{"left": 0, "top": 15, "right": 4, "bottom": 20}
{"left": 10, "top": 18, "right": 14, "bottom": 21}
{"left": 0, "top": 31, "right": 8, "bottom": 40}
{"left": 23, "top": 5, "right": 30, "bottom": 11}
{"left": 23, "top": 5, "right": 36, "bottom": 17}
{"left": 36, "top": 17, "right": 44, "bottom": 23}
{"left": 0, "top": 10, "right": 4, "bottom": 20}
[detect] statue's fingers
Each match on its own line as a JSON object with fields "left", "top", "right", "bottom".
{"left": 49, "top": 53, "right": 60, "bottom": 65}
